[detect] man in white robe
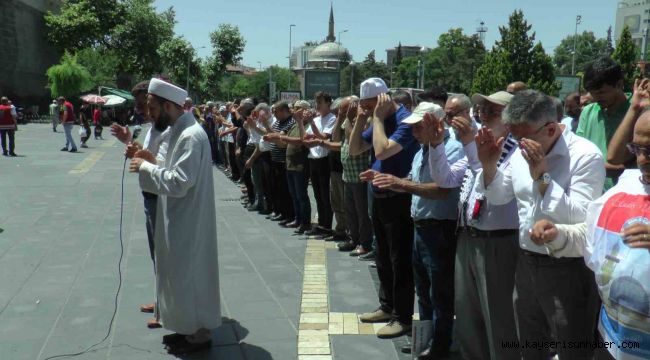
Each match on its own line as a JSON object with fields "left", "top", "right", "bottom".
{"left": 129, "top": 78, "right": 220, "bottom": 355}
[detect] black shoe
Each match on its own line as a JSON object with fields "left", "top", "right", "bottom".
{"left": 2, "top": 151, "right": 7, "bottom": 156}
{"left": 69, "top": 148, "right": 78, "bottom": 153}
{"left": 9, "top": 152, "right": 16, "bottom": 157}
{"left": 415, "top": 347, "right": 449, "bottom": 360}
{"left": 166, "top": 338, "right": 211, "bottom": 355}
{"left": 359, "top": 250, "right": 376, "bottom": 261}
{"left": 258, "top": 209, "right": 272, "bottom": 215}
{"left": 271, "top": 214, "right": 284, "bottom": 221}
{"left": 247, "top": 204, "right": 260, "bottom": 211}
{"left": 278, "top": 219, "right": 292, "bottom": 227}
{"left": 60, "top": 147, "right": 68, "bottom": 151}
{"left": 294, "top": 225, "right": 311, "bottom": 234}
{"left": 162, "top": 333, "right": 185, "bottom": 346}
{"left": 337, "top": 241, "right": 356, "bottom": 252}
{"left": 401, "top": 345, "right": 412, "bottom": 354}
{"left": 281, "top": 221, "right": 299, "bottom": 228}
{"left": 304, "top": 227, "right": 325, "bottom": 236}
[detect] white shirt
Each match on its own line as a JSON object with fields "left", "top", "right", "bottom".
{"left": 476, "top": 125, "right": 605, "bottom": 255}
{"left": 429, "top": 139, "right": 520, "bottom": 231}
{"left": 143, "top": 126, "right": 167, "bottom": 156}
{"left": 306, "top": 113, "right": 336, "bottom": 159}
{"left": 257, "top": 116, "right": 275, "bottom": 152}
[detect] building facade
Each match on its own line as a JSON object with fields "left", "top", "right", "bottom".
{"left": 615, "top": 0, "right": 650, "bottom": 58}
{"left": 386, "top": 45, "right": 428, "bottom": 68}
{"left": 0, "top": 0, "right": 61, "bottom": 111}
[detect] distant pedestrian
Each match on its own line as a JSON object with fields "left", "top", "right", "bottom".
{"left": 49, "top": 100, "right": 58, "bottom": 132}
{"left": 79, "top": 103, "right": 91, "bottom": 148}
{"left": 58, "top": 96, "right": 77, "bottom": 152}
{"left": 0, "top": 97, "right": 17, "bottom": 156}
{"left": 93, "top": 106, "right": 103, "bottom": 139}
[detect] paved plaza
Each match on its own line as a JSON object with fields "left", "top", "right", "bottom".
{"left": 0, "top": 124, "right": 462, "bottom": 360}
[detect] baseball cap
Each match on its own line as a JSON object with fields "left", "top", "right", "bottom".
{"left": 471, "top": 91, "right": 513, "bottom": 106}
{"left": 360, "top": 78, "right": 389, "bottom": 100}
{"left": 402, "top": 102, "right": 445, "bottom": 125}
{"left": 219, "top": 105, "right": 226, "bottom": 112}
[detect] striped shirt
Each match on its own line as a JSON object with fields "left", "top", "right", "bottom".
{"left": 270, "top": 116, "right": 295, "bottom": 163}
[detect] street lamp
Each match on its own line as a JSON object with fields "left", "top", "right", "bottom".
{"left": 571, "top": 15, "right": 581, "bottom": 75}
{"left": 257, "top": 61, "right": 262, "bottom": 71}
{"left": 187, "top": 45, "right": 206, "bottom": 93}
{"left": 338, "top": 29, "right": 348, "bottom": 46}
{"left": 289, "top": 24, "right": 296, "bottom": 69}
{"left": 349, "top": 61, "right": 355, "bottom": 95}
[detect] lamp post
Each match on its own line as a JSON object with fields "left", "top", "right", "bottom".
{"left": 187, "top": 45, "right": 206, "bottom": 93}
{"left": 257, "top": 61, "right": 262, "bottom": 71}
{"left": 350, "top": 61, "right": 355, "bottom": 95}
{"left": 289, "top": 24, "right": 296, "bottom": 69}
{"left": 571, "top": 15, "right": 581, "bottom": 75}
{"left": 338, "top": 29, "right": 348, "bottom": 46}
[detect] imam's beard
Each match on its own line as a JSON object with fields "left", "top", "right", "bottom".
{"left": 154, "top": 109, "right": 171, "bottom": 132}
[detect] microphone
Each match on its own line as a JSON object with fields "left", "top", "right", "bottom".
{"left": 132, "top": 125, "right": 142, "bottom": 141}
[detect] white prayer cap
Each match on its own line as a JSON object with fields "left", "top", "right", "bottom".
{"left": 147, "top": 78, "right": 188, "bottom": 106}
{"left": 219, "top": 105, "right": 226, "bottom": 112}
{"left": 359, "top": 77, "right": 389, "bottom": 100}
{"left": 402, "top": 102, "right": 445, "bottom": 125}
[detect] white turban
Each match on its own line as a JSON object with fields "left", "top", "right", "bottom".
{"left": 147, "top": 78, "right": 187, "bottom": 106}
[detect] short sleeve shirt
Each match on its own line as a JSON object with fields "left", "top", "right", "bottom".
{"left": 286, "top": 124, "right": 307, "bottom": 172}
{"left": 306, "top": 113, "right": 336, "bottom": 159}
{"left": 361, "top": 105, "right": 419, "bottom": 192}
{"left": 270, "top": 117, "right": 296, "bottom": 163}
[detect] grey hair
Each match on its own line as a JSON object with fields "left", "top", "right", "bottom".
{"left": 254, "top": 102, "right": 270, "bottom": 113}
{"left": 331, "top": 98, "right": 343, "bottom": 112}
{"left": 447, "top": 94, "right": 472, "bottom": 110}
{"left": 551, "top": 97, "right": 564, "bottom": 121}
{"left": 503, "top": 90, "right": 557, "bottom": 125}
{"left": 428, "top": 104, "right": 446, "bottom": 122}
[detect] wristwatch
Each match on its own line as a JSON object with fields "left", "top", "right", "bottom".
{"left": 536, "top": 172, "right": 551, "bottom": 185}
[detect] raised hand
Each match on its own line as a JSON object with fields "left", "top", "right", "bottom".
{"left": 110, "top": 123, "right": 131, "bottom": 144}
{"left": 373, "top": 93, "right": 394, "bottom": 121}
{"left": 631, "top": 78, "right": 650, "bottom": 111}
{"left": 422, "top": 112, "right": 445, "bottom": 146}
{"left": 529, "top": 219, "right": 558, "bottom": 245}
{"left": 475, "top": 127, "right": 504, "bottom": 168}
{"left": 519, "top": 138, "right": 547, "bottom": 181}
{"left": 451, "top": 116, "right": 477, "bottom": 146}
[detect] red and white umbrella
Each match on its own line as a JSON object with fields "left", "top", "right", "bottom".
{"left": 80, "top": 94, "right": 106, "bottom": 105}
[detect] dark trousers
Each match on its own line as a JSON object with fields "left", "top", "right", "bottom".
{"left": 270, "top": 161, "right": 294, "bottom": 220}
{"left": 228, "top": 142, "right": 239, "bottom": 180}
{"left": 209, "top": 134, "right": 219, "bottom": 164}
{"left": 412, "top": 219, "right": 457, "bottom": 354}
{"left": 0, "top": 130, "right": 15, "bottom": 153}
{"left": 260, "top": 152, "right": 273, "bottom": 212}
{"left": 344, "top": 182, "right": 372, "bottom": 249}
{"left": 142, "top": 193, "right": 157, "bottom": 265}
{"left": 515, "top": 251, "right": 600, "bottom": 360}
{"left": 242, "top": 144, "right": 256, "bottom": 203}
{"left": 309, "top": 157, "right": 332, "bottom": 229}
{"left": 94, "top": 124, "right": 103, "bottom": 138}
{"left": 373, "top": 193, "right": 414, "bottom": 324}
{"left": 286, "top": 169, "right": 311, "bottom": 225}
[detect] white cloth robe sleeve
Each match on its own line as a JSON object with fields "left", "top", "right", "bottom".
{"left": 138, "top": 135, "right": 199, "bottom": 198}
{"left": 428, "top": 142, "right": 480, "bottom": 188}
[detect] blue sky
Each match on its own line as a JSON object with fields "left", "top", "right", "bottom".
{"left": 154, "top": 0, "right": 617, "bottom": 68}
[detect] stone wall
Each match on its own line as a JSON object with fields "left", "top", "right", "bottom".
{"left": 0, "top": 0, "right": 60, "bottom": 113}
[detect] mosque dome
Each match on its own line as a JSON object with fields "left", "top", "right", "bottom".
{"left": 309, "top": 42, "right": 349, "bottom": 63}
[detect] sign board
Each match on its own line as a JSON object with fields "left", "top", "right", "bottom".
{"left": 304, "top": 70, "right": 340, "bottom": 99}
{"left": 279, "top": 91, "right": 301, "bottom": 103}
{"left": 556, "top": 75, "right": 581, "bottom": 101}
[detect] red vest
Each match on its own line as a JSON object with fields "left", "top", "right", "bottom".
{"left": 62, "top": 101, "right": 75, "bottom": 123}
{"left": 0, "top": 105, "right": 14, "bottom": 130}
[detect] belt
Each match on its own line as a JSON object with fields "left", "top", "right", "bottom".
{"left": 413, "top": 218, "right": 447, "bottom": 227}
{"left": 142, "top": 191, "right": 158, "bottom": 199}
{"left": 373, "top": 191, "right": 400, "bottom": 199}
{"left": 521, "top": 249, "right": 550, "bottom": 258}
{"left": 464, "top": 227, "right": 518, "bottom": 239}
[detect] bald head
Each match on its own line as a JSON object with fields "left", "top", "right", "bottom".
{"left": 507, "top": 81, "right": 527, "bottom": 94}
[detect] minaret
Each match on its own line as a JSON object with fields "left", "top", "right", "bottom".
{"left": 326, "top": 3, "right": 336, "bottom": 42}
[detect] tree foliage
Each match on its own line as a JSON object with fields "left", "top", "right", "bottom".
{"left": 75, "top": 48, "right": 120, "bottom": 88}
{"left": 553, "top": 31, "right": 609, "bottom": 75}
{"left": 472, "top": 10, "right": 560, "bottom": 95}
{"left": 158, "top": 36, "right": 202, "bottom": 91}
{"left": 218, "top": 66, "right": 298, "bottom": 101}
{"left": 612, "top": 26, "right": 639, "bottom": 91}
{"left": 46, "top": 52, "right": 94, "bottom": 98}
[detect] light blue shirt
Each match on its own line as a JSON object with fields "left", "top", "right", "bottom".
{"left": 410, "top": 131, "right": 464, "bottom": 220}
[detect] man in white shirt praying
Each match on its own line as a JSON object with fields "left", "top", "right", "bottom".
{"left": 476, "top": 89, "right": 606, "bottom": 360}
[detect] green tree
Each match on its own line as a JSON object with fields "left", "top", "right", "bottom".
{"left": 76, "top": 48, "right": 120, "bottom": 88}
{"left": 423, "top": 29, "right": 486, "bottom": 93}
{"left": 612, "top": 26, "right": 639, "bottom": 91}
{"left": 393, "top": 56, "right": 420, "bottom": 88}
{"left": 340, "top": 63, "right": 363, "bottom": 96}
{"left": 553, "top": 31, "right": 608, "bottom": 75}
{"left": 46, "top": 52, "right": 94, "bottom": 98}
{"left": 209, "top": 24, "right": 246, "bottom": 98}
{"left": 158, "top": 36, "right": 202, "bottom": 91}
{"left": 45, "top": 0, "right": 175, "bottom": 88}
{"left": 358, "top": 51, "right": 390, "bottom": 83}
{"left": 472, "top": 10, "right": 560, "bottom": 95}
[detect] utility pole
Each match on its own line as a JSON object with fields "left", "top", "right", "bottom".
{"left": 289, "top": 24, "right": 296, "bottom": 69}
{"left": 571, "top": 15, "right": 581, "bottom": 75}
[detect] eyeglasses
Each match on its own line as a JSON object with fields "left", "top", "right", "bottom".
{"left": 627, "top": 142, "right": 650, "bottom": 158}
{"left": 443, "top": 109, "right": 466, "bottom": 123}
{"left": 533, "top": 122, "right": 553, "bottom": 135}
{"left": 480, "top": 106, "right": 503, "bottom": 117}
